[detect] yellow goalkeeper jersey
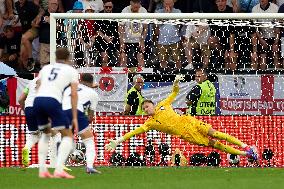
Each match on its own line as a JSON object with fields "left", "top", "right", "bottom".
{"left": 123, "top": 83, "right": 211, "bottom": 146}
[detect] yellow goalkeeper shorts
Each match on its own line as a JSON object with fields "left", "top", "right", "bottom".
{"left": 181, "top": 119, "right": 211, "bottom": 146}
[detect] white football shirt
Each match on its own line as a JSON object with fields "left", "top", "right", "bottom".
{"left": 36, "top": 63, "right": 79, "bottom": 103}
{"left": 24, "top": 77, "right": 38, "bottom": 108}
{"left": 62, "top": 83, "right": 99, "bottom": 114}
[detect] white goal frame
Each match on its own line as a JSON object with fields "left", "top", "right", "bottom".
{"left": 50, "top": 13, "right": 284, "bottom": 63}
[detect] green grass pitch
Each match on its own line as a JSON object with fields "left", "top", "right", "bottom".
{"left": 1, "top": 167, "right": 284, "bottom": 189}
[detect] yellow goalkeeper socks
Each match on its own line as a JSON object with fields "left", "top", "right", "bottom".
{"left": 213, "top": 141, "right": 246, "bottom": 156}
{"left": 212, "top": 131, "right": 244, "bottom": 147}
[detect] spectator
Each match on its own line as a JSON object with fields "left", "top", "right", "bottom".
{"left": 81, "top": 6, "right": 97, "bottom": 66}
{"left": 100, "top": 0, "right": 119, "bottom": 12}
{"left": 65, "top": 5, "right": 97, "bottom": 67}
{"left": 94, "top": 0, "right": 120, "bottom": 67}
{"left": 186, "top": 69, "right": 216, "bottom": 115}
{"left": 18, "top": 0, "right": 51, "bottom": 71}
{"left": 252, "top": 0, "right": 279, "bottom": 69}
{"left": 228, "top": 20, "right": 258, "bottom": 70}
{"left": 34, "top": 0, "right": 65, "bottom": 12}
{"left": 0, "top": 0, "right": 20, "bottom": 33}
{"left": 37, "top": 0, "right": 59, "bottom": 68}
{"left": 0, "top": 25, "right": 22, "bottom": 70}
{"left": 208, "top": 0, "right": 233, "bottom": 70}
{"left": 239, "top": 0, "right": 258, "bottom": 12}
{"left": 211, "top": 0, "right": 234, "bottom": 13}
{"left": 15, "top": 0, "right": 40, "bottom": 71}
{"left": 184, "top": 20, "right": 211, "bottom": 70}
{"left": 63, "top": 1, "right": 84, "bottom": 66}
{"left": 15, "top": 0, "right": 39, "bottom": 34}
{"left": 20, "top": 26, "right": 41, "bottom": 71}
{"left": 65, "top": 1, "right": 84, "bottom": 16}
{"left": 119, "top": 0, "right": 148, "bottom": 70}
{"left": 80, "top": 0, "right": 104, "bottom": 12}
{"left": 124, "top": 74, "right": 145, "bottom": 115}
{"left": 137, "top": 1, "right": 157, "bottom": 66}
{"left": 3, "top": 0, "right": 14, "bottom": 20}
{"left": 155, "top": 0, "right": 182, "bottom": 72}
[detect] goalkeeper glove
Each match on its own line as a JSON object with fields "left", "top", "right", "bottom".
{"left": 174, "top": 74, "right": 185, "bottom": 82}
{"left": 105, "top": 139, "right": 119, "bottom": 152}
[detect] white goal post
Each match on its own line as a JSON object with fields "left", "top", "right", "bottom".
{"left": 50, "top": 13, "right": 284, "bottom": 63}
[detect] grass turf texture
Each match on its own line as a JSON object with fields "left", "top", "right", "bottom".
{"left": 0, "top": 167, "right": 284, "bottom": 189}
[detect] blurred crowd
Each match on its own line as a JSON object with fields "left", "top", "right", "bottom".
{"left": 1, "top": 0, "right": 284, "bottom": 74}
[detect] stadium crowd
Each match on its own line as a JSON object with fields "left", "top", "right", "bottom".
{"left": 0, "top": 0, "right": 284, "bottom": 74}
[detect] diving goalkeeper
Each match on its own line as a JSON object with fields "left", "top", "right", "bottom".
{"left": 105, "top": 75, "right": 258, "bottom": 161}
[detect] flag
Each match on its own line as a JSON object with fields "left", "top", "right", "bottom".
{"left": 218, "top": 75, "right": 284, "bottom": 115}
{"left": 94, "top": 73, "right": 128, "bottom": 102}
{"left": 7, "top": 77, "right": 30, "bottom": 115}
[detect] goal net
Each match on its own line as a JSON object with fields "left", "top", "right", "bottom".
{"left": 50, "top": 13, "right": 284, "bottom": 70}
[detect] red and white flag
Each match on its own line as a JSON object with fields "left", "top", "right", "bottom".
{"left": 218, "top": 75, "right": 284, "bottom": 115}
{"left": 7, "top": 77, "right": 30, "bottom": 115}
{"left": 92, "top": 68, "right": 128, "bottom": 102}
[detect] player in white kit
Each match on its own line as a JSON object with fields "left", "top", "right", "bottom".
{"left": 33, "top": 48, "right": 79, "bottom": 179}
{"left": 18, "top": 77, "right": 40, "bottom": 167}
{"left": 62, "top": 73, "right": 101, "bottom": 174}
{"left": 18, "top": 77, "right": 69, "bottom": 172}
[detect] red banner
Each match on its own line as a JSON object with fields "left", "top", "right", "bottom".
{"left": 0, "top": 116, "right": 283, "bottom": 167}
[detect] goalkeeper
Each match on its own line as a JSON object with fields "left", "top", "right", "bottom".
{"left": 106, "top": 75, "right": 258, "bottom": 161}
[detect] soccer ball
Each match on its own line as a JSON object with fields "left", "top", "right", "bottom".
{"left": 70, "top": 149, "right": 85, "bottom": 163}
{"left": 227, "top": 154, "right": 240, "bottom": 165}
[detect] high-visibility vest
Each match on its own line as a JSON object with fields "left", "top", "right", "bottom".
{"left": 125, "top": 87, "right": 145, "bottom": 115}
{"left": 188, "top": 80, "right": 216, "bottom": 115}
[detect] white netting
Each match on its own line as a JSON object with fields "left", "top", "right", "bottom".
{"left": 50, "top": 13, "right": 284, "bottom": 71}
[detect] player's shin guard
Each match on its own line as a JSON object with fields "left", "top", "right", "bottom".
{"left": 82, "top": 137, "right": 95, "bottom": 169}
{"left": 49, "top": 132, "right": 61, "bottom": 168}
{"left": 213, "top": 141, "right": 246, "bottom": 156}
{"left": 38, "top": 133, "right": 51, "bottom": 173}
{"left": 55, "top": 137, "right": 73, "bottom": 173}
{"left": 212, "top": 131, "right": 244, "bottom": 147}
